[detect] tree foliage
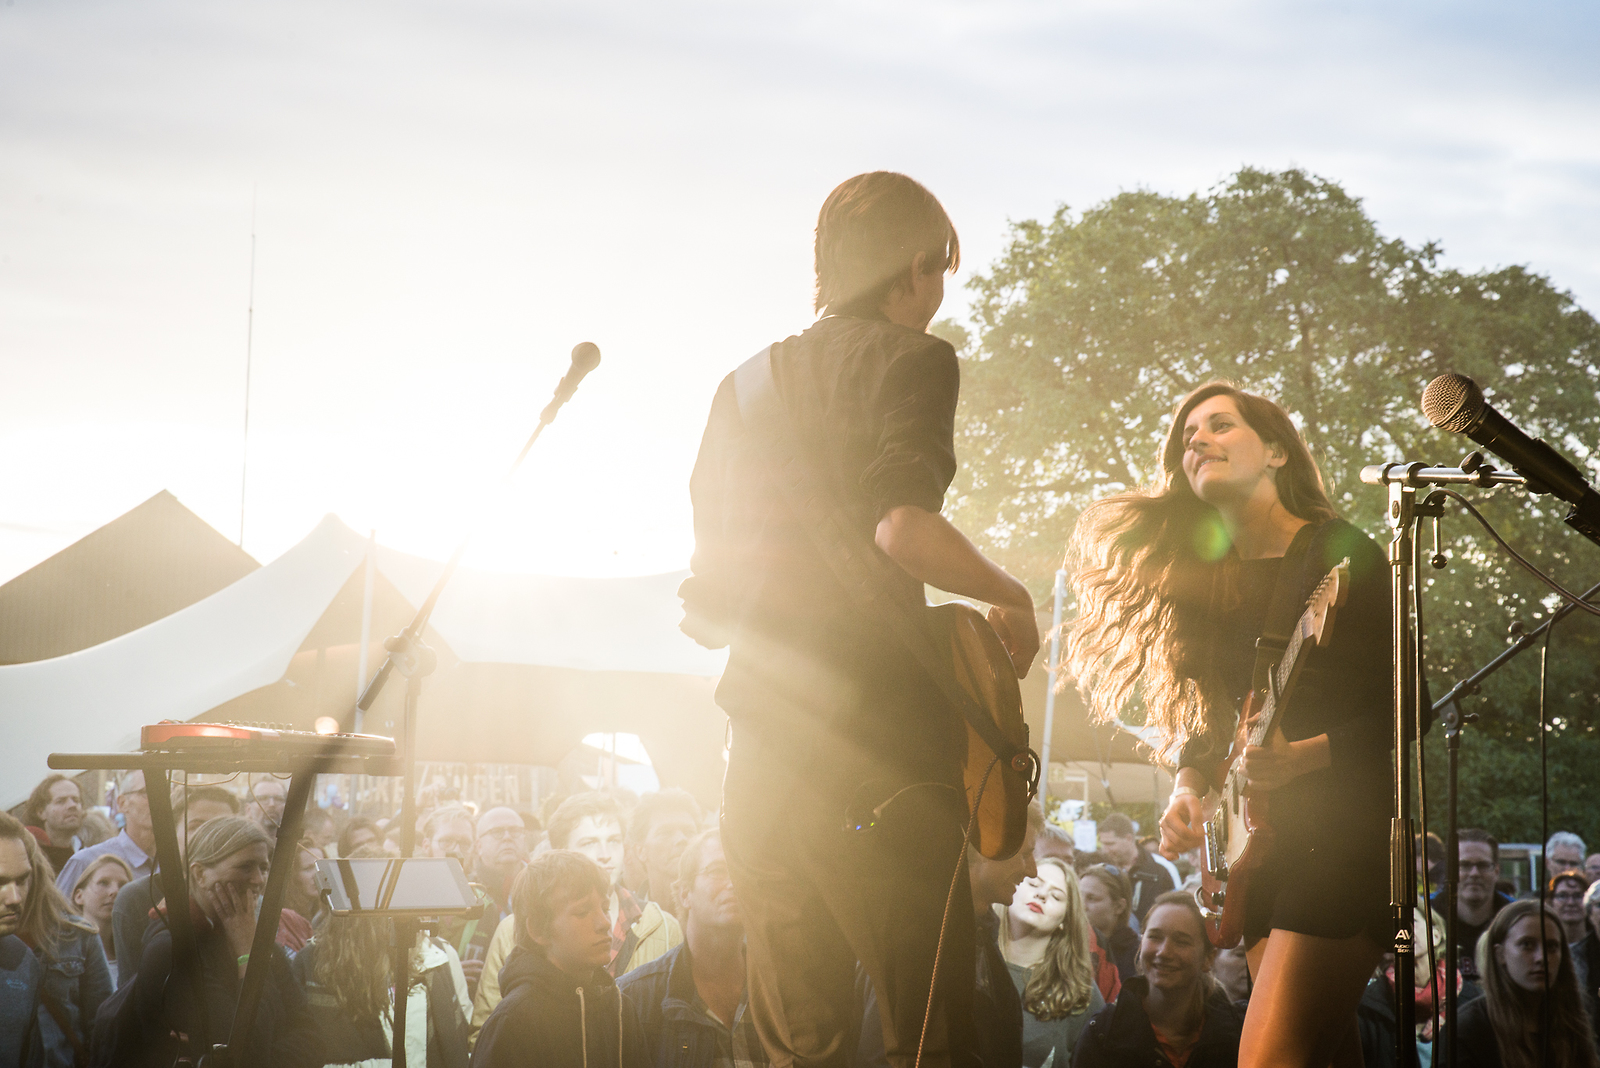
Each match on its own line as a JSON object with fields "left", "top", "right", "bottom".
{"left": 940, "top": 167, "right": 1600, "bottom": 844}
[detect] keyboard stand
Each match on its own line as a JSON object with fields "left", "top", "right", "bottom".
{"left": 50, "top": 748, "right": 402, "bottom": 1067}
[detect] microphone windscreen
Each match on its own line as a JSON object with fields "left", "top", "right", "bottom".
{"left": 570, "top": 342, "right": 601, "bottom": 375}
{"left": 1421, "top": 373, "right": 1484, "bottom": 433}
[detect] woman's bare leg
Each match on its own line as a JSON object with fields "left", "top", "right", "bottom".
{"left": 1239, "top": 929, "right": 1381, "bottom": 1068}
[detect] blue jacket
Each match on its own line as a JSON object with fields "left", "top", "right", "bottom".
{"left": 34, "top": 925, "right": 112, "bottom": 1068}
{"left": 0, "top": 935, "right": 44, "bottom": 1068}
{"left": 618, "top": 944, "right": 750, "bottom": 1068}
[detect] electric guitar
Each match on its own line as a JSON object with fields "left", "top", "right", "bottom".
{"left": 1194, "top": 558, "right": 1351, "bottom": 948}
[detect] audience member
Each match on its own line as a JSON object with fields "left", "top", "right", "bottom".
{"left": 620, "top": 829, "right": 764, "bottom": 1068}
{"left": 337, "top": 816, "right": 382, "bottom": 858}
{"left": 997, "top": 857, "right": 1106, "bottom": 1067}
{"left": 1138, "top": 833, "right": 1183, "bottom": 893}
{"left": 1034, "top": 821, "right": 1075, "bottom": 870}
{"left": 1586, "top": 853, "right": 1600, "bottom": 887}
{"left": 1552, "top": 870, "right": 1590, "bottom": 946}
{"left": 295, "top": 846, "right": 471, "bottom": 1068}
{"left": 1079, "top": 864, "right": 1139, "bottom": 985}
{"left": 0, "top": 812, "right": 111, "bottom": 1065}
{"left": 1547, "top": 832, "right": 1588, "bottom": 882}
{"left": 111, "top": 782, "right": 239, "bottom": 982}
{"left": 471, "top": 850, "right": 645, "bottom": 1068}
{"left": 249, "top": 777, "right": 290, "bottom": 835}
{"left": 967, "top": 807, "right": 1041, "bottom": 1068}
{"left": 471, "top": 793, "right": 681, "bottom": 1045}
{"left": 1096, "top": 813, "right": 1175, "bottom": 925}
{"left": 23, "top": 774, "right": 85, "bottom": 874}
{"left": 626, "top": 789, "right": 703, "bottom": 907}
{"left": 1212, "top": 943, "right": 1250, "bottom": 1006}
{"left": 130, "top": 816, "right": 320, "bottom": 1067}
{"left": 77, "top": 810, "right": 116, "bottom": 849}
{"left": 279, "top": 837, "right": 326, "bottom": 947}
{"left": 1357, "top": 906, "right": 1457, "bottom": 1066}
{"left": 301, "top": 806, "right": 337, "bottom": 854}
{"left": 422, "top": 805, "right": 498, "bottom": 994}
{"left": 1417, "top": 830, "right": 1446, "bottom": 895}
{"left": 1072, "top": 891, "right": 1243, "bottom": 1068}
{"left": 1576, "top": 882, "right": 1600, "bottom": 1038}
{"left": 67, "top": 853, "right": 133, "bottom": 986}
{"left": 1434, "top": 828, "right": 1513, "bottom": 982}
{"left": 471, "top": 807, "right": 529, "bottom": 916}
{"left": 55, "top": 770, "right": 157, "bottom": 894}
{"left": 1456, "top": 899, "right": 1600, "bottom": 1068}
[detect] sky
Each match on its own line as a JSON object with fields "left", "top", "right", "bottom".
{"left": 3, "top": 0, "right": 1598, "bottom": 583}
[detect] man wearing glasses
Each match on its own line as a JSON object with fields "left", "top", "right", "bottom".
{"left": 55, "top": 770, "right": 157, "bottom": 894}
{"left": 1430, "top": 827, "right": 1514, "bottom": 982}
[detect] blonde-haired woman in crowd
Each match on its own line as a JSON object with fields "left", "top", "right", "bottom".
{"left": 68, "top": 852, "right": 132, "bottom": 985}
{"left": 999, "top": 857, "right": 1106, "bottom": 1066}
{"left": 1456, "top": 899, "right": 1600, "bottom": 1068}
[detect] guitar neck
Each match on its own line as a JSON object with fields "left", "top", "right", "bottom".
{"left": 1245, "top": 611, "right": 1312, "bottom": 747}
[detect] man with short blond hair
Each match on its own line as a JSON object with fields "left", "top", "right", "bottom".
{"left": 682, "top": 172, "right": 1041, "bottom": 1067}
{"left": 55, "top": 771, "right": 156, "bottom": 895}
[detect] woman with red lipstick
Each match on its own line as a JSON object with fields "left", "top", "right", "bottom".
{"left": 1065, "top": 382, "right": 1393, "bottom": 1067}
{"left": 998, "top": 858, "right": 1105, "bottom": 1066}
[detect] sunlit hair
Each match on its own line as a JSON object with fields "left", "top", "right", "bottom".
{"left": 311, "top": 846, "right": 405, "bottom": 1026}
{"left": 1064, "top": 382, "right": 1336, "bottom": 761}
{"left": 997, "top": 858, "right": 1095, "bottom": 1020}
{"left": 512, "top": 850, "right": 610, "bottom": 950}
{"left": 24, "top": 774, "right": 79, "bottom": 827}
{"left": 185, "top": 816, "right": 272, "bottom": 887}
{"left": 1079, "top": 863, "right": 1132, "bottom": 936}
{"left": 0, "top": 812, "right": 95, "bottom": 956}
{"left": 546, "top": 792, "right": 623, "bottom": 852}
{"left": 813, "top": 172, "right": 960, "bottom": 314}
{"left": 1475, "top": 899, "right": 1600, "bottom": 1068}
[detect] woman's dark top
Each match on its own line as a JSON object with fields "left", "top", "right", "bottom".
{"left": 134, "top": 907, "right": 321, "bottom": 1068}
{"left": 1005, "top": 960, "right": 1105, "bottom": 1068}
{"left": 293, "top": 936, "right": 469, "bottom": 1068}
{"left": 1179, "top": 519, "right": 1394, "bottom": 942}
{"left": 1071, "top": 976, "right": 1244, "bottom": 1068}
{"left": 1100, "top": 923, "right": 1140, "bottom": 987}
{"left": 1455, "top": 997, "right": 1503, "bottom": 1068}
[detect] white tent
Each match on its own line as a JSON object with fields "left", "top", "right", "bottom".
{"left": 1, "top": 515, "right": 725, "bottom": 808}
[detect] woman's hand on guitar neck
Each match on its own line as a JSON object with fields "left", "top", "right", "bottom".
{"left": 1239, "top": 728, "right": 1330, "bottom": 793}
{"left": 1158, "top": 769, "right": 1208, "bottom": 859}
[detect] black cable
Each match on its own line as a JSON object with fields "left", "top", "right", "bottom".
{"left": 1538, "top": 621, "right": 1556, "bottom": 1068}
{"left": 1433, "top": 491, "right": 1600, "bottom": 617}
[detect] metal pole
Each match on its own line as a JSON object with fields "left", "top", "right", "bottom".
{"left": 1386, "top": 479, "right": 1419, "bottom": 1067}
{"left": 1040, "top": 568, "right": 1066, "bottom": 814}
{"left": 356, "top": 530, "right": 376, "bottom": 730}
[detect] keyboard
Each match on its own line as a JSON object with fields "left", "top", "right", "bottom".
{"left": 141, "top": 721, "right": 397, "bottom": 759}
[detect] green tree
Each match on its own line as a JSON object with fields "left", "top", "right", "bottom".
{"left": 941, "top": 167, "right": 1600, "bottom": 844}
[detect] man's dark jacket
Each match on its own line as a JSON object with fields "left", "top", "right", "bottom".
{"left": 974, "top": 909, "right": 1023, "bottom": 1068}
{"left": 472, "top": 945, "right": 645, "bottom": 1068}
{"left": 1127, "top": 852, "right": 1177, "bottom": 926}
{"left": 1071, "top": 977, "right": 1243, "bottom": 1068}
{"left": 619, "top": 943, "right": 749, "bottom": 1068}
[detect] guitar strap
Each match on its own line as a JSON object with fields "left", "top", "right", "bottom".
{"left": 1250, "top": 519, "right": 1338, "bottom": 696}
{"left": 730, "top": 344, "right": 1031, "bottom": 777}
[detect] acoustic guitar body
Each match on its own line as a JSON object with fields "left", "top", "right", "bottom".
{"left": 928, "top": 601, "right": 1034, "bottom": 861}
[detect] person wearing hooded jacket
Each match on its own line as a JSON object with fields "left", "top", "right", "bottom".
{"left": 472, "top": 850, "right": 646, "bottom": 1068}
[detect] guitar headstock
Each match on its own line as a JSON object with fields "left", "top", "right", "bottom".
{"left": 1301, "top": 557, "right": 1352, "bottom": 647}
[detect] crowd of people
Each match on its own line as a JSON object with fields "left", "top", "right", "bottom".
{"left": 3, "top": 766, "right": 1599, "bottom": 1068}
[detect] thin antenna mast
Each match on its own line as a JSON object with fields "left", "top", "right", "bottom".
{"left": 239, "top": 189, "right": 257, "bottom": 548}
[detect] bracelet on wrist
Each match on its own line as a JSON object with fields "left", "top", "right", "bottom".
{"left": 237, "top": 954, "right": 250, "bottom": 967}
{"left": 1170, "top": 785, "right": 1202, "bottom": 800}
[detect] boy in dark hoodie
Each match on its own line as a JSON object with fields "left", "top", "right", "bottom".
{"left": 472, "top": 850, "right": 646, "bottom": 1068}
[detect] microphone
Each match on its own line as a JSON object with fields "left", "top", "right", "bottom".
{"left": 1421, "top": 372, "right": 1600, "bottom": 535}
{"left": 540, "top": 342, "right": 602, "bottom": 424}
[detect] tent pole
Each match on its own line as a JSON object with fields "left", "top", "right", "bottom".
{"left": 356, "top": 530, "right": 376, "bottom": 730}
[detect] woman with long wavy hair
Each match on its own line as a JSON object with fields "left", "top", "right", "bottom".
{"left": 998, "top": 857, "right": 1106, "bottom": 1066}
{"left": 1065, "top": 381, "right": 1394, "bottom": 1067}
{"left": 1457, "top": 899, "right": 1600, "bottom": 1068}
{"left": 293, "top": 846, "right": 471, "bottom": 1067}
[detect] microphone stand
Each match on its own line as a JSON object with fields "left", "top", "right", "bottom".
{"left": 1362, "top": 459, "right": 1530, "bottom": 1068}
{"left": 351, "top": 343, "right": 600, "bottom": 1068}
